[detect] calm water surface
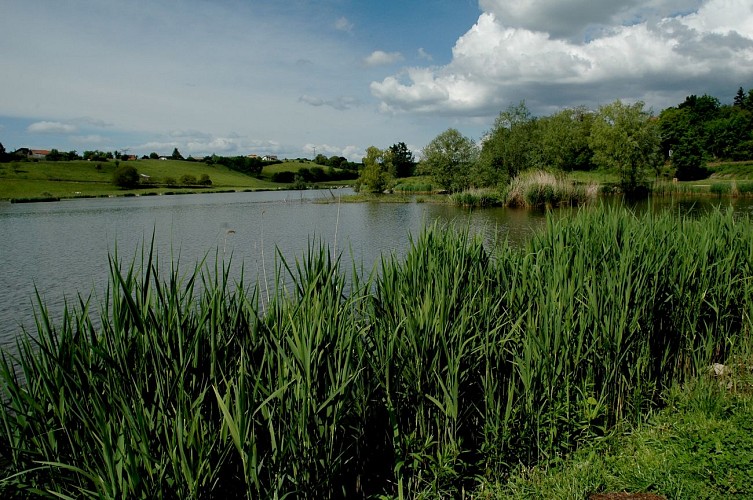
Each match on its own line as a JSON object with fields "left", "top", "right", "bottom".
{"left": 0, "top": 189, "right": 545, "bottom": 349}
{"left": 2, "top": 190, "right": 752, "bottom": 351}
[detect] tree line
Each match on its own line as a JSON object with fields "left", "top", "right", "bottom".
{"left": 358, "top": 87, "right": 753, "bottom": 195}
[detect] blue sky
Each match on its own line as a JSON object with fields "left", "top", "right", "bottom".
{"left": 2, "top": 0, "right": 752, "bottom": 161}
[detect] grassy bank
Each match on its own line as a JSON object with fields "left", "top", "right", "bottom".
{"left": 1, "top": 206, "right": 752, "bottom": 498}
{"left": 0, "top": 159, "right": 354, "bottom": 201}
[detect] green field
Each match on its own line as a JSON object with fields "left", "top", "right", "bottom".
{"left": 0, "top": 159, "right": 343, "bottom": 201}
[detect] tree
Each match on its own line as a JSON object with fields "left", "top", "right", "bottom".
{"left": 537, "top": 106, "right": 594, "bottom": 171}
{"left": 589, "top": 100, "right": 660, "bottom": 195}
{"left": 0, "top": 142, "right": 8, "bottom": 162}
{"left": 671, "top": 130, "right": 709, "bottom": 180}
{"left": 171, "top": 148, "right": 183, "bottom": 160}
{"left": 356, "top": 146, "right": 393, "bottom": 193}
{"left": 46, "top": 149, "right": 64, "bottom": 161}
{"left": 314, "top": 154, "right": 328, "bottom": 165}
{"left": 112, "top": 165, "right": 139, "bottom": 188}
{"left": 149, "top": 152, "right": 159, "bottom": 159}
{"left": 734, "top": 87, "right": 746, "bottom": 108}
{"left": 419, "top": 129, "right": 478, "bottom": 192}
{"left": 389, "top": 142, "right": 416, "bottom": 178}
{"left": 477, "top": 101, "right": 540, "bottom": 186}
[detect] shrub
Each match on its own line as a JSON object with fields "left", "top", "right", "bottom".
{"left": 112, "top": 165, "right": 139, "bottom": 188}
{"left": 180, "top": 174, "right": 197, "bottom": 185}
{"left": 271, "top": 171, "right": 296, "bottom": 183}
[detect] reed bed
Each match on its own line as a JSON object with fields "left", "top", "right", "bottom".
{"left": 2, "top": 206, "right": 753, "bottom": 498}
{"left": 505, "top": 170, "right": 597, "bottom": 208}
{"left": 449, "top": 188, "right": 504, "bottom": 208}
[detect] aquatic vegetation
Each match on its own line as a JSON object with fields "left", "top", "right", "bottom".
{"left": 1, "top": 206, "right": 752, "bottom": 498}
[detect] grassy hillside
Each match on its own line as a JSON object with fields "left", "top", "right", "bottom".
{"left": 0, "top": 159, "right": 281, "bottom": 200}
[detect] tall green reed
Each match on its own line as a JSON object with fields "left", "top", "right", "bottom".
{"left": 2, "top": 205, "right": 752, "bottom": 498}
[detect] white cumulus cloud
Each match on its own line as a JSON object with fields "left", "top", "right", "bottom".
{"left": 27, "top": 121, "right": 77, "bottom": 134}
{"left": 371, "top": 0, "right": 753, "bottom": 117}
{"left": 364, "top": 50, "right": 404, "bottom": 67}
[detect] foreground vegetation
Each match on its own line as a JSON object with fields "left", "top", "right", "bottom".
{"left": 1, "top": 206, "right": 752, "bottom": 498}
{"left": 497, "top": 360, "right": 753, "bottom": 498}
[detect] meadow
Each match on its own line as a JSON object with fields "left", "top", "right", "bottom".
{"left": 1, "top": 205, "right": 752, "bottom": 498}
{"left": 0, "top": 159, "right": 326, "bottom": 201}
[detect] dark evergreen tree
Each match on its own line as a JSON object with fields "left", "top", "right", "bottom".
{"left": 389, "top": 142, "right": 416, "bottom": 178}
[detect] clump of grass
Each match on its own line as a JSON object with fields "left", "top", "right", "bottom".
{"left": 506, "top": 170, "right": 597, "bottom": 208}
{"left": 736, "top": 181, "right": 753, "bottom": 195}
{"left": 651, "top": 180, "right": 707, "bottom": 197}
{"left": 450, "top": 188, "right": 504, "bottom": 208}
{"left": 710, "top": 182, "right": 732, "bottom": 196}
{"left": 393, "top": 182, "right": 433, "bottom": 193}
{"left": 2, "top": 206, "right": 753, "bottom": 497}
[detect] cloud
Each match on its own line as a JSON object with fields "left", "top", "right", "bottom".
{"left": 364, "top": 50, "right": 404, "bottom": 66}
{"left": 479, "top": 0, "right": 705, "bottom": 40}
{"left": 299, "top": 94, "right": 360, "bottom": 110}
{"left": 71, "top": 134, "right": 108, "bottom": 145}
{"left": 335, "top": 16, "right": 353, "bottom": 33}
{"left": 27, "top": 121, "right": 78, "bottom": 134}
{"left": 417, "top": 48, "right": 433, "bottom": 61}
{"left": 371, "top": 1, "right": 753, "bottom": 117}
{"left": 304, "top": 143, "right": 365, "bottom": 160}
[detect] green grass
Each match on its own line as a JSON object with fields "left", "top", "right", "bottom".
{"left": 505, "top": 170, "right": 598, "bottom": 207}
{"left": 258, "top": 160, "right": 312, "bottom": 175}
{"left": 0, "top": 159, "right": 285, "bottom": 200}
{"left": 708, "top": 160, "right": 753, "bottom": 179}
{"left": 2, "top": 206, "right": 753, "bottom": 497}
{"left": 492, "top": 357, "right": 753, "bottom": 498}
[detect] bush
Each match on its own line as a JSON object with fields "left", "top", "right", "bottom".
{"left": 112, "top": 165, "right": 139, "bottom": 188}
{"left": 180, "top": 174, "right": 197, "bottom": 185}
{"left": 271, "top": 171, "right": 296, "bottom": 183}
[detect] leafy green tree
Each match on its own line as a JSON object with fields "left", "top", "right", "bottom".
{"left": 112, "top": 165, "right": 139, "bottom": 188}
{"left": 171, "top": 148, "right": 183, "bottom": 160}
{"left": 357, "top": 146, "right": 393, "bottom": 193}
{"left": 537, "top": 106, "right": 594, "bottom": 171}
{"left": 589, "top": 100, "right": 660, "bottom": 195}
{"left": 314, "top": 154, "right": 328, "bottom": 165}
{"left": 198, "top": 174, "right": 212, "bottom": 186}
{"left": 0, "top": 142, "right": 9, "bottom": 162}
{"left": 672, "top": 130, "right": 709, "bottom": 180}
{"left": 389, "top": 142, "right": 416, "bottom": 178}
{"left": 46, "top": 149, "right": 64, "bottom": 161}
{"left": 149, "top": 152, "right": 159, "bottom": 159}
{"left": 477, "top": 101, "right": 539, "bottom": 185}
{"left": 419, "top": 129, "right": 478, "bottom": 191}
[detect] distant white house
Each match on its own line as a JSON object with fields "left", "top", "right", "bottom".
{"left": 262, "top": 155, "right": 278, "bottom": 161}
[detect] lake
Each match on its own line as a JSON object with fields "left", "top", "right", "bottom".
{"left": 1, "top": 189, "right": 752, "bottom": 352}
